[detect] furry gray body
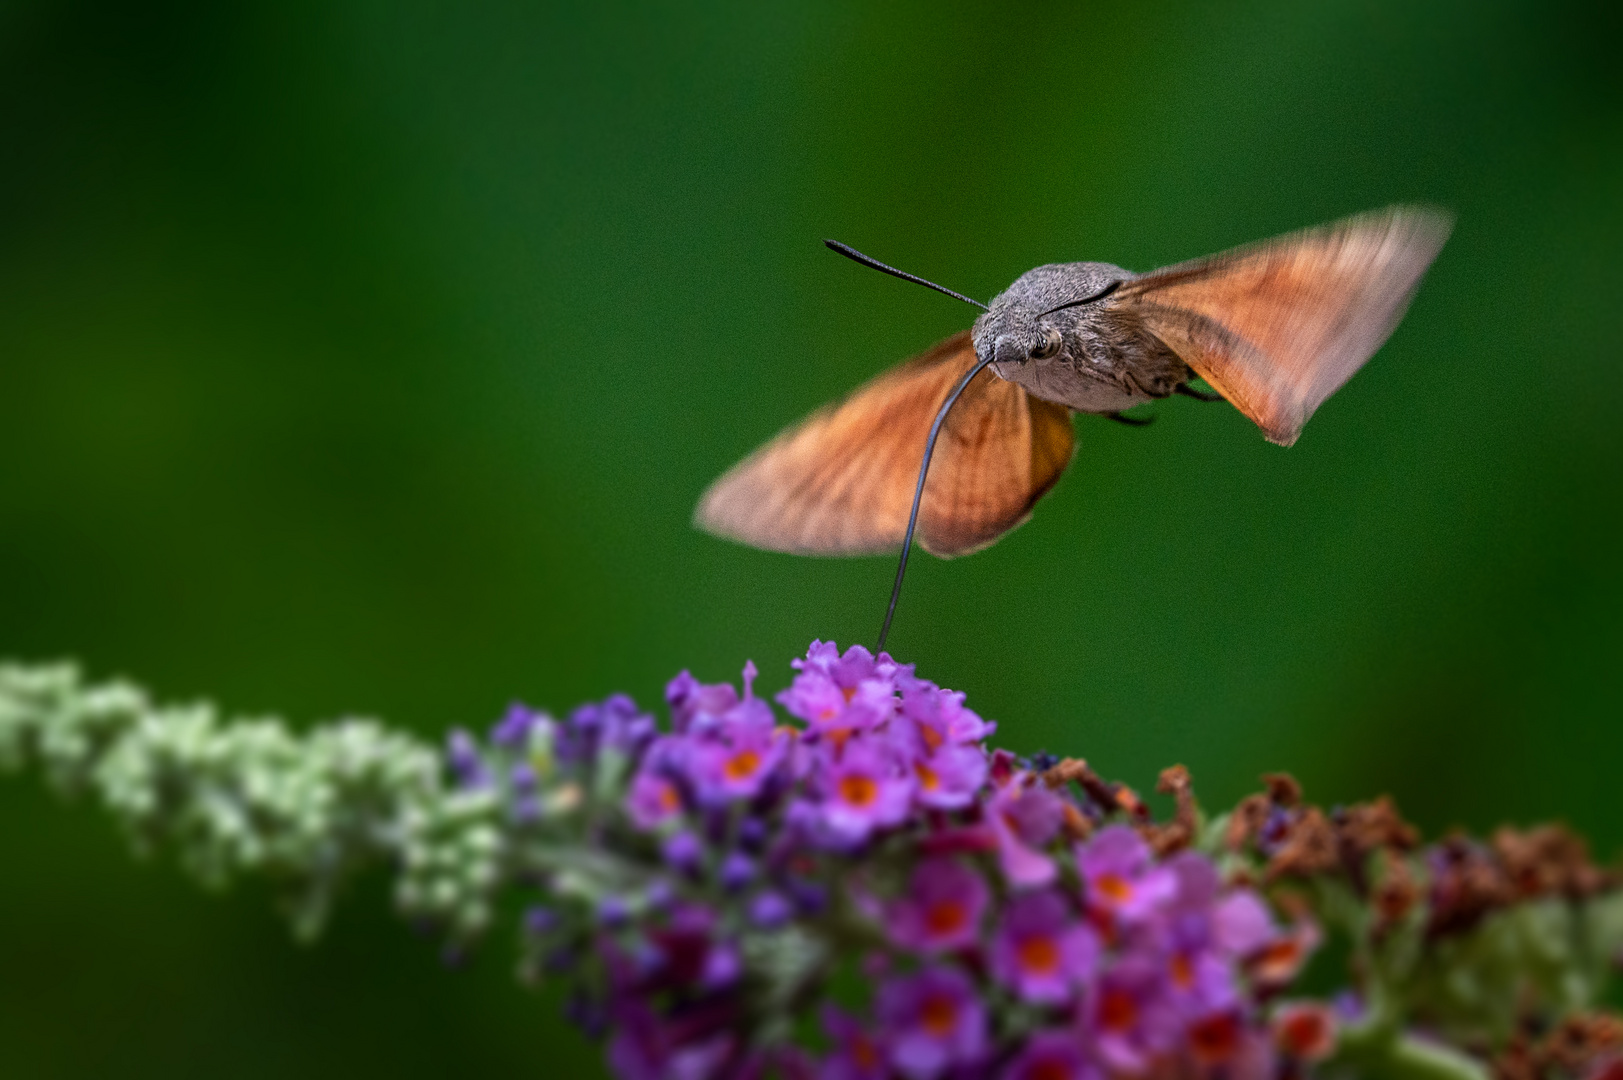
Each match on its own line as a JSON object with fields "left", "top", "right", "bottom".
{"left": 972, "top": 262, "right": 1192, "bottom": 413}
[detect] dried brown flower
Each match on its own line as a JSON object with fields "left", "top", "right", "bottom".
{"left": 1494, "top": 825, "right": 1612, "bottom": 900}
{"left": 1335, "top": 795, "right": 1420, "bottom": 858}
{"left": 1494, "top": 1012, "right": 1623, "bottom": 1080}
{"left": 1266, "top": 807, "right": 1341, "bottom": 881}
{"left": 1139, "top": 764, "right": 1199, "bottom": 857}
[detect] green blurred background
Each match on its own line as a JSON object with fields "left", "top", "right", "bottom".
{"left": 1, "top": 0, "right": 1618, "bottom": 1075}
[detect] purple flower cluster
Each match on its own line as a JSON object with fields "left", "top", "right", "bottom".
{"left": 463, "top": 642, "right": 1338, "bottom": 1080}
{"left": 632, "top": 643, "right": 992, "bottom": 855}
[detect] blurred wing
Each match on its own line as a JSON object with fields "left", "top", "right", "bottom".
{"left": 1118, "top": 206, "right": 1452, "bottom": 446}
{"left": 695, "top": 331, "right": 1075, "bottom": 557}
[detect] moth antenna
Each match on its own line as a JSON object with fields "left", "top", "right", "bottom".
{"left": 877, "top": 352, "right": 998, "bottom": 653}
{"left": 824, "top": 240, "right": 989, "bottom": 312}
{"left": 1038, "top": 280, "right": 1123, "bottom": 318}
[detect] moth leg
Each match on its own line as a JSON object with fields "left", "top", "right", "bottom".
{"left": 1105, "top": 412, "right": 1155, "bottom": 428}
{"left": 1174, "top": 384, "right": 1224, "bottom": 402}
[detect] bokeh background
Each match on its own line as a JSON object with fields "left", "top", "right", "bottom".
{"left": 1, "top": 1, "right": 1618, "bottom": 1076}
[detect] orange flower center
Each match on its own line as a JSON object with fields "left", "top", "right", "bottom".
{"left": 838, "top": 774, "right": 879, "bottom": 808}
{"left": 914, "top": 761, "right": 941, "bottom": 791}
{"left": 1171, "top": 952, "right": 1194, "bottom": 989}
{"left": 656, "top": 783, "right": 680, "bottom": 812}
{"left": 1016, "top": 934, "right": 1062, "bottom": 976}
{"left": 923, "top": 900, "right": 968, "bottom": 937}
{"left": 1094, "top": 873, "right": 1133, "bottom": 904}
{"left": 1253, "top": 938, "right": 1303, "bottom": 982}
{"left": 851, "top": 1036, "right": 880, "bottom": 1070}
{"left": 1099, "top": 987, "right": 1137, "bottom": 1032}
{"left": 841, "top": 686, "right": 858, "bottom": 704}
{"left": 918, "top": 725, "right": 944, "bottom": 753}
{"left": 723, "top": 749, "right": 761, "bottom": 782}
{"left": 919, "top": 993, "right": 958, "bottom": 1037}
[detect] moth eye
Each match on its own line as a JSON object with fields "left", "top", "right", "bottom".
{"left": 1030, "top": 328, "right": 1063, "bottom": 360}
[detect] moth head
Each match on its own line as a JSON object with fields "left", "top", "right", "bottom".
{"left": 973, "top": 261, "right": 1125, "bottom": 369}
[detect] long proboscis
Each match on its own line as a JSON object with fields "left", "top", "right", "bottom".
{"left": 876, "top": 353, "right": 997, "bottom": 652}
{"left": 876, "top": 277, "right": 1122, "bottom": 652}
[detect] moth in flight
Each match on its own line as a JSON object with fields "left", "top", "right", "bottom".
{"left": 696, "top": 207, "right": 1451, "bottom": 645}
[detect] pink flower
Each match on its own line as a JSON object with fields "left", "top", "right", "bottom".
{"left": 1083, "top": 958, "right": 1180, "bottom": 1075}
{"left": 987, "top": 783, "right": 1065, "bottom": 889}
{"left": 1212, "top": 889, "right": 1276, "bottom": 957}
{"left": 688, "top": 715, "right": 786, "bottom": 806}
{"left": 820, "top": 1006, "right": 889, "bottom": 1080}
{"left": 907, "top": 742, "right": 988, "bottom": 811}
{"left": 998, "top": 1030, "right": 1098, "bottom": 1080}
{"left": 626, "top": 768, "right": 685, "bottom": 829}
{"left": 897, "top": 676, "right": 994, "bottom": 749}
{"left": 817, "top": 740, "right": 913, "bottom": 845}
{"left": 886, "top": 859, "right": 990, "bottom": 953}
{"left": 778, "top": 641, "right": 897, "bottom": 740}
{"left": 1077, "top": 825, "right": 1176, "bottom": 927}
{"left": 989, "top": 890, "right": 1099, "bottom": 1004}
{"left": 876, "top": 966, "right": 988, "bottom": 1080}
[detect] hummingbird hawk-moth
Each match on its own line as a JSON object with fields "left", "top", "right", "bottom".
{"left": 695, "top": 207, "right": 1451, "bottom": 645}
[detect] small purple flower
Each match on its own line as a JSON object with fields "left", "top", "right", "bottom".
{"left": 719, "top": 851, "right": 756, "bottom": 892}
{"left": 898, "top": 677, "right": 994, "bottom": 750}
{"left": 699, "top": 940, "right": 741, "bottom": 990}
{"left": 627, "top": 768, "right": 687, "bottom": 830}
{"left": 1164, "top": 943, "right": 1238, "bottom": 1016}
{"left": 738, "top": 816, "right": 768, "bottom": 849}
{"left": 998, "top": 1030, "right": 1097, "bottom": 1080}
{"left": 643, "top": 879, "right": 674, "bottom": 911}
{"left": 779, "top": 642, "right": 897, "bottom": 740}
{"left": 1212, "top": 889, "right": 1276, "bottom": 957}
{"left": 662, "top": 830, "right": 704, "bottom": 873}
{"left": 509, "top": 761, "right": 538, "bottom": 793}
{"left": 1084, "top": 957, "right": 1180, "bottom": 1075}
{"left": 510, "top": 793, "right": 542, "bottom": 825}
{"left": 820, "top": 1006, "right": 889, "bottom": 1080}
{"left": 559, "top": 693, "right": 656, "bottom": 763}
{"left": 666, "top": 670, "right": 739, "bottom": 735}
{"left": 1166, "top": 849, "right": 1219, "bottom": 910}
{"left": 886, "top": 859, "right": 990, "bottom": 953}
{"left": 989, "top": 890, "right": 1099, "bottom": 1004}
{"left": 490, "top": 702, "right": 549, "bottom": 748}
{"left": 817, "top": 741, "right": 913, "bottom": 845}
{"left": 1077, "top": 825, "right": 1176, "bottom": 926}
{"left": 987, "top": 784, "right": 1064, "bottom": 889}
{"left": 908, "top": 742, "right": 988, "bottom": 811}
{"left": 748, "top": 889, "right": 792, "bottom": 929}
{"left": 797, "top": 640, "right": 887, "bottom": 687}
{"left": 789, "top": 878, "right": 828, "bottom": 915}
{"left": 688, "top": 718, "right": 785, "bottom": 806}
{"left": 607, "top": 1001, "right": 736, "bottom": 1080}
{"left": 876, "top": 966, "right": 988, "bottom": 1080}
{"left": 446, "top": 729, "right": 488, "bottom": 788}
{"left": 1160, "top": 853, "right": 1242, "bottom": 1012}
{"left": 524, "top": 905, "right": 558, "bottom": 935}
{"left": 597, "top": 895, "right": 630, "bottom": 928}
